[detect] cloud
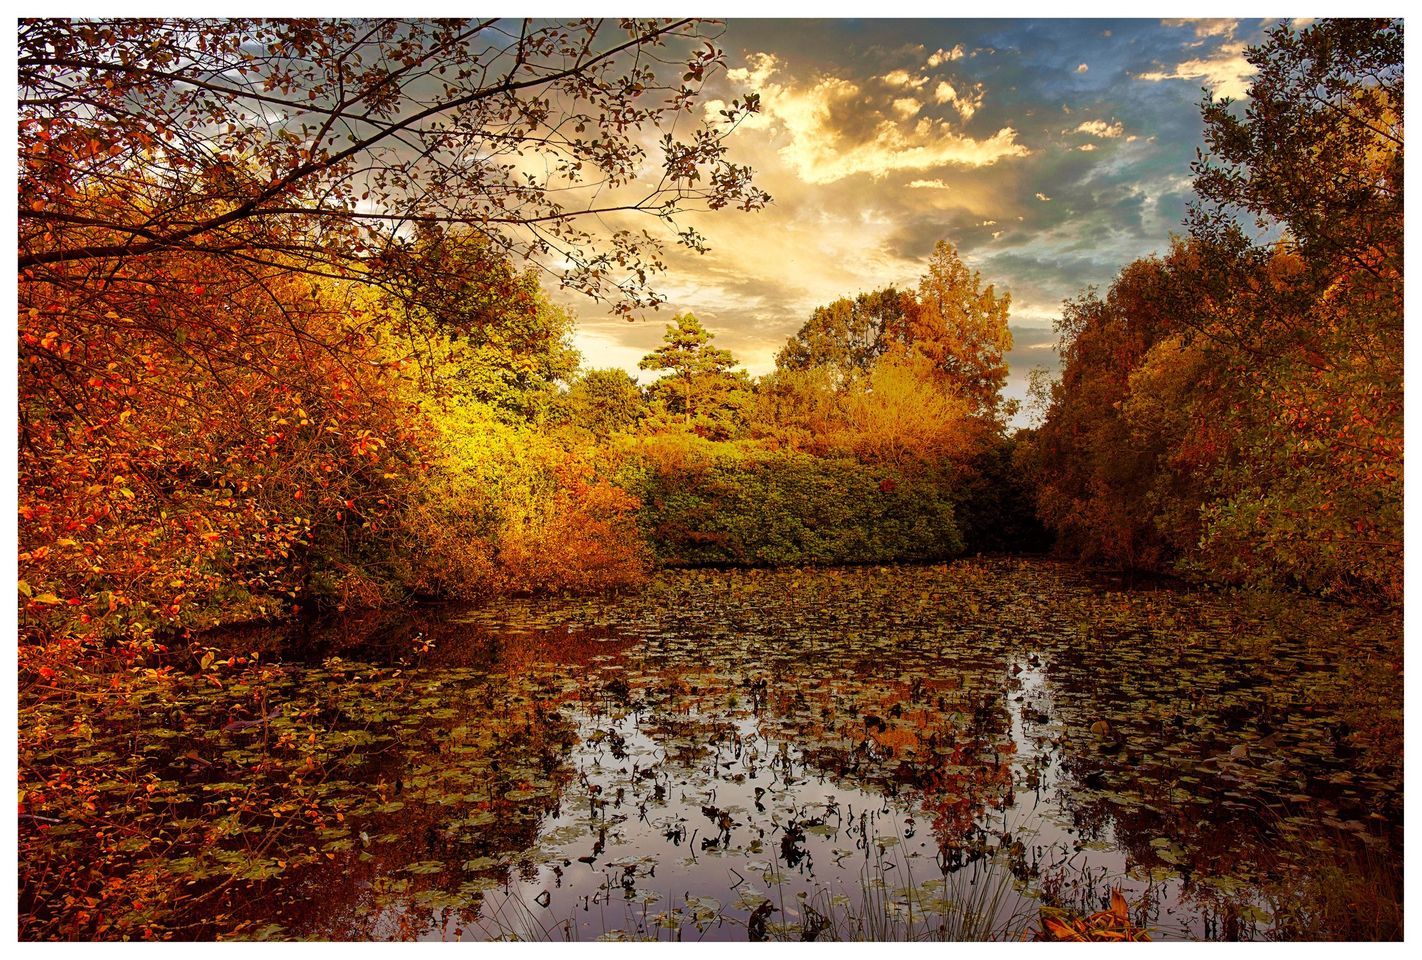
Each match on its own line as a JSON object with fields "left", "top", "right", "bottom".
{"left": 926, "top": 45, "right": 965, "bottom": 68}
{"left": 891, "top": 97, "right": 922, "bottom": 118}
{"left": 881, "top": 68, "right": 929, "bottom": 90}
{"left": 1137, "top": 20, "right": 1256, "bottom": 99}
{"left": 933, "top": 80, "right": 984, "bottom": 120}
{"left": 561, "top": 20, "right": 1243, "bottom": 426}
{"left": 1075, "top": 119, "right": 1125, "bottom": 138}
{"left": 1078, "top": 143, "right": 1097, "bottom": 152}
{"left": 1161, "top": 18, "right": 1238, "bottom": 41}
{"left": 1076, "top": 63, "right": 1088, "bottom": 73}
{"left": 724, "top": 53, "right": 1027, "bottom": 184}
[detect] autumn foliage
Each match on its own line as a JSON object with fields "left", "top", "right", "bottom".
{"left": 17, "top": 17, "right": 765, "bottom": 667}
{"left": 19, "top": 248, "right": 423, "bottom": 657}
{"left": 1025, "top": 18, "right": 1402, "bottom": 604}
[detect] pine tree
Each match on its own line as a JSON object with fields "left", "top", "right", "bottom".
{"left": 638, "top": 313, "right": 740, "bottom": 427}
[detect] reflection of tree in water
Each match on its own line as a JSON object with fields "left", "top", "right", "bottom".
{"left": 581, "top": 648, "right": 1024, "bottom": 875}
{"left": 272, "top": 675, "right": 576, "bottom": 940}
{"left": 1015, "top": 591, "right": 1401, "bottom": 938}
{"left": 920, "top": 737, "right": 1015, "bottom": 870}
{"left": 34, "top": 562, "right": 1394, "bottom": 941}
{"left": 21, "top": 618, "right": 632, "bottom": 941}
{"left": 269, "top": 626, "right": 651, "bottom": 940}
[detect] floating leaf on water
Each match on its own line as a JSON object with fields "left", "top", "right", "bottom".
{"left": 403, "top": 860, "right": 445, "bottom": 875}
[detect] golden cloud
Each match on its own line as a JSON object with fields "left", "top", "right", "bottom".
{"left": 933, "top": 80, "right": 984, "bottom": 121}
{"left": 892, "top": 97, "right": 923, "bottom": 118}
{"left": 723, "top": 53, "right": 1026, "bottom": 185}
{"left": 881, "top": 69, "right": 929, "bottom": 90}
{"left": 1138, "top": 21, "right": 1255, "bottom": 99}
{"left": 926, "top": 45, "right": 965, "bottom": 68}
{"left": 1075, "top": 119, "right": 1125, "bottom": 138}
{"left": 1161, "top": 18, "right": 1238, "bottom": 40}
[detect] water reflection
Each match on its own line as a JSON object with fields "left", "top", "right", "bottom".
{"left": 21, "top": 560, "right": 1400, "bottom": 941}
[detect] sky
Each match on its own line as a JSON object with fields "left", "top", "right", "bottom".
{"left": 561, "top": 17, "right": 1282, "bottom": 424}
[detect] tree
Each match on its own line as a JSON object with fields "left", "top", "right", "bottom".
{"left": 562, "top": 369, "right": 647, "bottom": 435}
{"left": 909, "top": 240, "right": 1014, "bottom": 423}
{"left": 638, "top": 313, "right": 746, "bottom": 434}
{"left": 1186, "top": 18, "right": 1402, "bottom": 600}
{"left": 1026, "top": 243, "right": 1211, "bottom": 570}
{"left": 1192, "top": 18, "right": 1402, "bottom": 284}
{"left": 746, "top": 365, "right": 842, "bottom": 452}
{"left": 833, "top": 351, "right": 974, "bottom": 472}
{"left": 18, "top": 19, "right": 769, "bottom": 316}
{"left": 16, "top": 18, "right": 773, "bottom": 653}
{"left": 775, "top": 287, "right": 913, "bottom": 383}
{"left": 380, "top": 226, "right": 581, "bottom": 421}
{"left": 18, "top": 260, "right": 430, "bottom": 649}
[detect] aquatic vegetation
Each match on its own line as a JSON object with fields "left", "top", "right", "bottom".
{"left": 1037, "top": 889, "right": 1149, "bottom": 941}
{"left": 18, "top": 559, "right": 1401, "bottom": 941}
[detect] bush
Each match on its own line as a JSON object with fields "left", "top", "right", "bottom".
{"left": 625, "top": 433, "right": 963, "bottom": 567}
{"left": 400, "top": 402, "right": 648, "bottom": 597}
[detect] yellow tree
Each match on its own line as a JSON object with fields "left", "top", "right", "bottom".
{"left": 909, "top": 240, "right": 1014, "bottom": 424}
{"left": 833, "top": 351, "right": 975, "bottom": 472}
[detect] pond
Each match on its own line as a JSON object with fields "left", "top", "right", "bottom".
{"left": 18, "top": 559, "right": 1403, "bottom": 941}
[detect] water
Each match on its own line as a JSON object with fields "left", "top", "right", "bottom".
{"left": 19, "top": 559, "right": 1402, "bottom": 941}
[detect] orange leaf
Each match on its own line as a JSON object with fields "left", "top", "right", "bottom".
{"left": 1110, "top": 888, "right": 1129, "bottom": 922}
{"left": 1043, "top": 916, "right": 1083, "bottom": 941}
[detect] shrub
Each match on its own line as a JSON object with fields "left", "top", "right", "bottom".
{"left": 626, "top": 433, "right": 963, "bottom": 567}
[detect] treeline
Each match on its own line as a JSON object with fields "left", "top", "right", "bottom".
{"left": 17, "top": 12, "right": 1034, "bottom": 668}
{"left": 16, "top": 18, "right": 772, "bottom": 666}
{"left": 22, "top": 19, "right": 1034, "bottom": 669}
{"left": 574, "top": 238, "right": 1042, "bottom": 568}
{"left": 17, "top": 18, "right": 1401, "bottom": 673}
{"left": 18, "top": 222, "right": 1033, "bottom": 661}
{"left": 1021, "top": 18, "right": 1402, "bottom": 604}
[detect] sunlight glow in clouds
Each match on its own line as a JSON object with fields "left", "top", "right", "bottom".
{"left": 721, "top": 53, "right": 1026, "bottom": 184}
{"left": 1075, "top": 119, "right": 1125, "bottom": 138}
{"left": 1137, "top": 20, "right": 1256, "bottom": 99}
{"left": 926, "top": 45, "right": 965, "bottom": 67}
{"left": 562, "top": 19, "right": 1276, "bottom": 426}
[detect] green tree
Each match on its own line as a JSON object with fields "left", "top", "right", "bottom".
{"left": 1192, "top": 18, "right": 1401, "bottom": 285}
{"left": 638, "top": 313, "right": 747, "bottom": 436}
{"left": 562, "top": 368, "right": 647, "bottom": 435}
{"left": 382, "top": 227, "right": 580, "bottom": 420}
{"left": 775, "top": 286, "right": 913, "bottom": 384}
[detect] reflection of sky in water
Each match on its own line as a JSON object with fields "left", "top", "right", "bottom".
{"left": 424, "top": 663, "right": 1268, "bottom": 941}
{"left": 226, "top": 559, "right": 1398, "bottom": 942}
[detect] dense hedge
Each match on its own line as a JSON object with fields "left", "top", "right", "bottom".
{"left": 627, "top": 443, "right": 963, "bottom": 567}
